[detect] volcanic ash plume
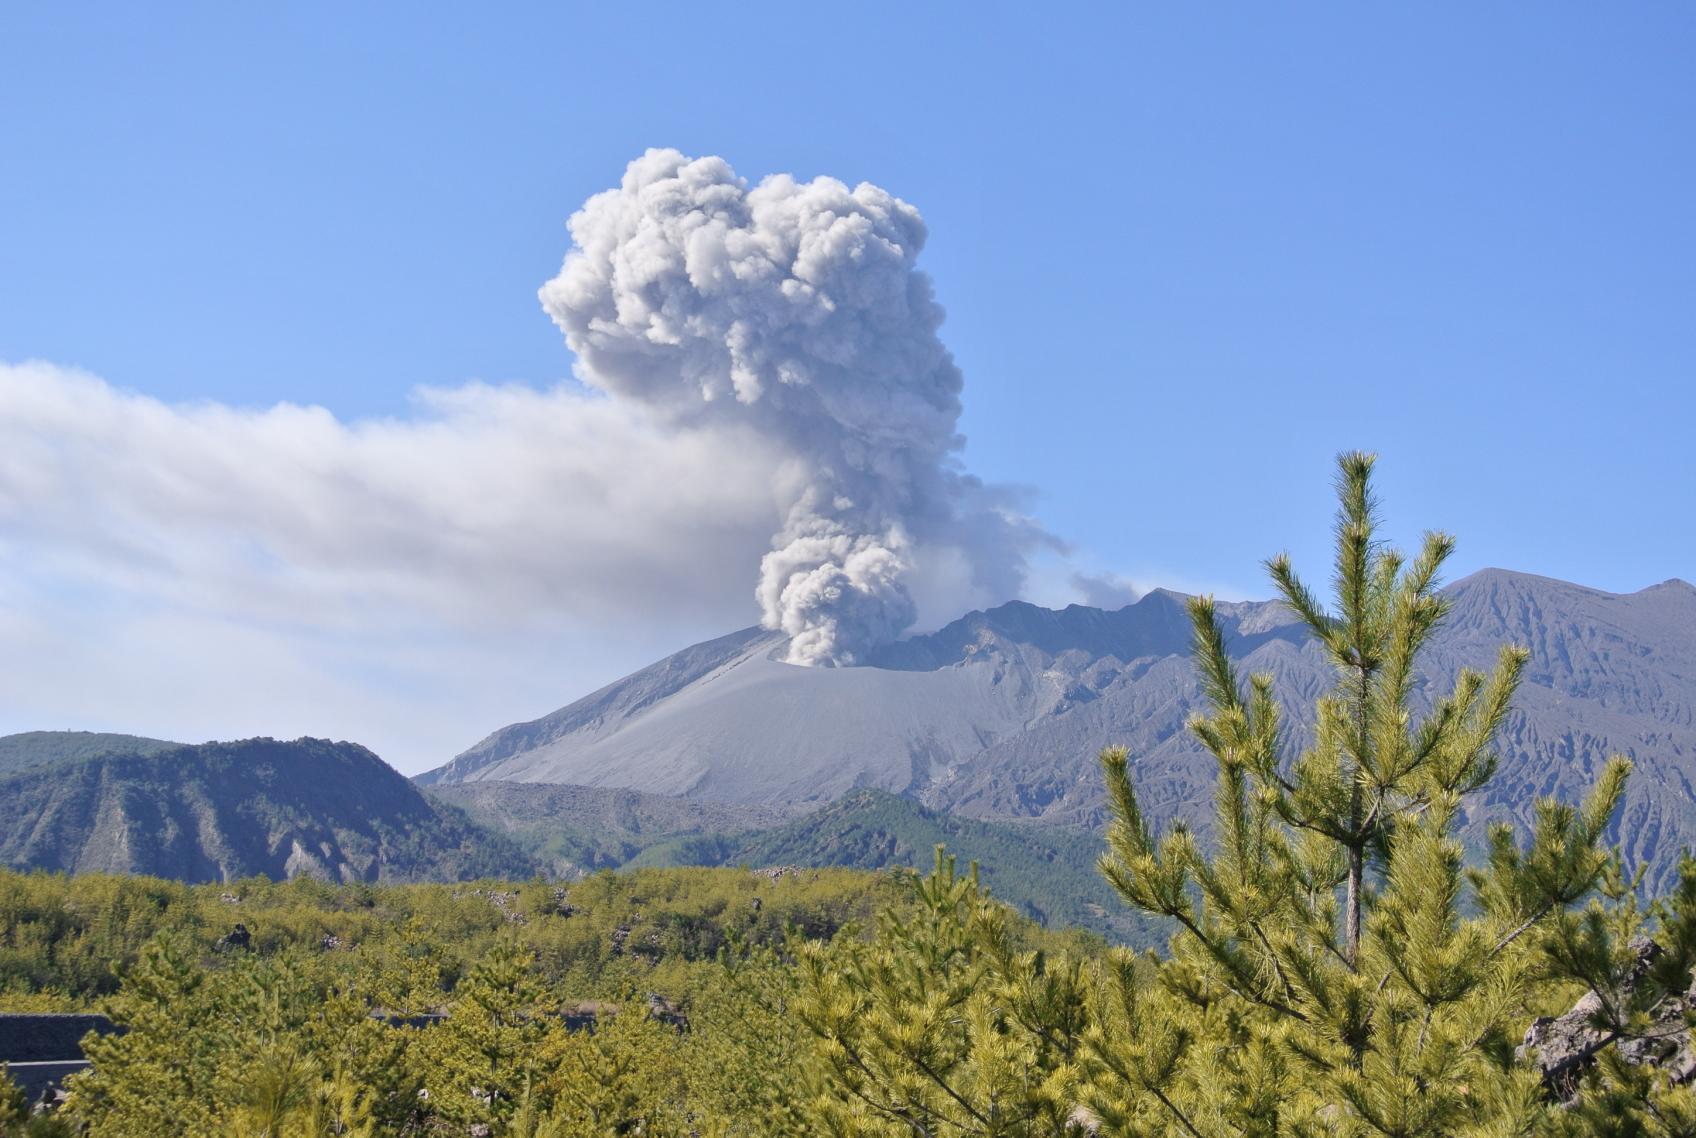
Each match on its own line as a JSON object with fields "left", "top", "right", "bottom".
{"left": 540, "top": 149, "right": 1021, "bottom": 665}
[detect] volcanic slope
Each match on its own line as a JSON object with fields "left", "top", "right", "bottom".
{"left": 418, "top": 594, "right": 1197, "bottom": 805}
{"left": 423, "top": 571, "right": 1696, "bottom": 891}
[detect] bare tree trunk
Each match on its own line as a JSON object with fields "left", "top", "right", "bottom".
{"left": 1344, "top": 838, "right": 1362, "bottom": 969}
{"left": 1346, "top": 662, "right": 1368, "bottom": 969}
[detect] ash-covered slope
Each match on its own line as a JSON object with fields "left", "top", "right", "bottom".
{"left": 0, "top": 734, "right": 534, "bottom": 883}
{"left": 423, "top": 570, "right": 1696, "bottom": 890}
{"left": 420, "top": 592, "right": 1201, "bottom": 806}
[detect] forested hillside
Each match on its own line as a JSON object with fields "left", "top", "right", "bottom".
{"left": 0, "top": 733, "right": 177, "bottom": 778}
{"left": 0, "top": 736, "right": 533, "bottom": 884}
{"left": 707, "top": 788, "right": 1156, "bottom": 939}
{"left": 424, "top": 782, "right": 787, "bottom": 877}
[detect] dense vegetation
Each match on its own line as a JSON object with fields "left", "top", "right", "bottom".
{"left": 0, "top": 861, "right": 1098, "bottom": 1136}
{"left": 5, "top": 454, "right": 1696, "bottom": 1135}
{"left": 0, "top": 865, "right": 918, "bottom": 1011}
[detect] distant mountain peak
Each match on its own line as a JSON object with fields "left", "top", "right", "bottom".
{"left": 1448, "top": 566, "right": 1696, "bottom": 602}
{"left": 1449, "top": 566, "right": 1595, "bottom": 590}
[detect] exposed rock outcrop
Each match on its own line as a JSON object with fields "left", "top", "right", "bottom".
{"left": 1520, "top": 939, "right": 1696, "bottom": 1103}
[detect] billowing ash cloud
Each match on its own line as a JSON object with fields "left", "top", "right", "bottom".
{"left": 541, "top": 149, "right": 1026, "bottom": 665}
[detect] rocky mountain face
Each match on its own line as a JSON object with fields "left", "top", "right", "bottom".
{"left": 423, "top": 569, "right": 1696, "bottom": 892}
{"left": 417, "top": 592, "right": 1205, "bottom": 805}
{"left": 0, "top": 735, "right": 533, "bottom": 884}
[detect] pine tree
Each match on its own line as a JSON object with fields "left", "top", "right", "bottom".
{"left": 1543, "top": 855, "right": 1696, "bottom": 1137}
{"left": 1087, "top": 452, "right": 1632, "bottom": 1137}
{"left": 680, "top": 939, "right": 817, "bottom": 1135}
{"left": 66, "top": 935, "right": 226, "bottom": 1137}
{"left": 0, "top": 1067, "right": 27, "bottom": 1132}
{"left": 410, "top": 938, "right": 560, "bottom": 1131}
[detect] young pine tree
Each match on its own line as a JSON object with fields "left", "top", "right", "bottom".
{"left": 409, "top": 938, "right": 561, "bottom": 1131}
{"left": 1086, "top": 452, "right": 1631, "bottom": 1137}
{"left": 792, "top": 849, "right": 1094, "bottom": 1137}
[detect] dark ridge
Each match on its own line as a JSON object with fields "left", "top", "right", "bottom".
{"left": 0, "top": 731, "right": 179, "bottom": 778}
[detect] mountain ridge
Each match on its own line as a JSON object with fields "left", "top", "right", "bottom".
{"left": 421, "top": 568, "right": 1696, "bottom": 891}
{"left": 0, "top": 731, "right": 179, "bottom": 778}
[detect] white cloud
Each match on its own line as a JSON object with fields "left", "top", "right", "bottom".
{"left": 1067, "top": 570, "right": 1143, "bottom": 610}
{"left": 0, "top": 360, "right": 796, "bottom": 631}
{"left": 0, "top": 359, "right": 1044, "bottom": 772}
{"left": 0, "top": 360, "right": 810, "bottom": 769}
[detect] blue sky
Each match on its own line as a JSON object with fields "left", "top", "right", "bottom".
{"left": 2, "top": 4, "right": 1692, "bottom": 770}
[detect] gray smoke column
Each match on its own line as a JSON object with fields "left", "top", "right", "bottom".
{"left": 540, "top": 149, "right": 1018, "bottom": 665}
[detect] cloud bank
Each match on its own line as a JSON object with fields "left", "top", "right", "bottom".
{"left": 0, "top": 358, "right": 792, "bottom": 771}
{"left": 0, "top": 361, "right": 793, "bottom": 633}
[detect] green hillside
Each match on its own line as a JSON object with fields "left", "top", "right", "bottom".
{"left": 661, "top": 788, "right": 1158, "bottom": 942}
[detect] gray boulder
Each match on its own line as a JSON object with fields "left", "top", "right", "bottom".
{"left": 1520, "top": 939, "right": 1696, "bottom": 1103}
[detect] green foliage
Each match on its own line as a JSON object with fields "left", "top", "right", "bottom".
{"left": 0, "top": 857, "right": 1098, "bottom": 1135}
{"left": 0, "top": 1067, "right": 26, "bottom": 1130}
{"left": 409, "top": 940, "right": 556, "bottom": 1128}
{"left": 68, "top": 938, "right": 415, "bottom": 1136}
{"left": 1086, "top": 452, "right": 1653, "bottom": 1136}
{"left": 0, "top": 864, "right": 928, "bottom": 1134}
{"left": 679, "top": 942, "right": 814, "bottom": 1135}
{"left": 0, "top": 864, "right": 901, "bottom": 1008}
{"left": 792, "top": 848, "right": 1094, "bottom": 1136}
{"left": 1541, "top": 854, "right": 1696, "bottom": 1137}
